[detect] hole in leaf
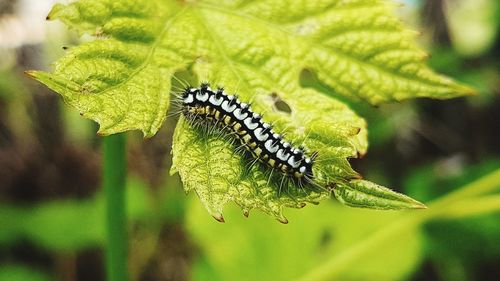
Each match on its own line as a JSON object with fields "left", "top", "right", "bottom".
{"left": 270, "top": 92, "right": 292, "bottom": 114}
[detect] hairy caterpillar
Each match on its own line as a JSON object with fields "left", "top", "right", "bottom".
{"left": 180, "top": 83, "right": 318, "bottom": 184}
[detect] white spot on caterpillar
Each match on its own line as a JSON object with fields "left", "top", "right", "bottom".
{"left": 299, "top": 166, "right": 306, "bottom": 173}
{"left": 265, "top": 139, "right": 279, "bottom": 153}
{"left": 254, "top": 127, "right": 269, "bottom": 141}
{"left": 287, "top": 156, "right": 300, "bottom": 168}
{"left": 233, "top": 108, "right": 248, "bottom": 120}
{"left": 196, "top": 91, "right": 209, "bottom": 102}
{"left": 221, "top": 100, "right": 237, "bottom": 112}
{"left": 209, "top": 94, "right": 223, "bottom": 106}
{"left": 277, "top": 149, "right": 290, "bottom": 161}
{"left": 183, "top": 94, "right": 194, "bottom": 104}
{"left": 244, "top": 117, "right": 258, "bottom": 130}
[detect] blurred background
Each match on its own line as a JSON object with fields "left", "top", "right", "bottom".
{"left": 0, "top": 0, "right": 499, "bottom": 280}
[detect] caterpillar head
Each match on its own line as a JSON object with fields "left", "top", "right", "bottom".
{"left": 182, "top": 88, "right": 196, "bottom": 105}
{"left": 298, "top": 152, "right": 318, "bottom": 180}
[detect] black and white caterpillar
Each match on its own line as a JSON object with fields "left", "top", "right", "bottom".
{"left": 181, "top": 83, "right": 318, "bottom": 182}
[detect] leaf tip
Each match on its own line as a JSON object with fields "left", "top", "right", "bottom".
{"left": 242, "top": 209, "right": 250, "bottom": 217}
{"left": 45, "top": 9, "right": 56, "bottom": 21}
{"left": 276, "top": 214, "right": 289, "bottom": 224}
{"left": 212, "top": 213, "right": 225, "bottom": 223}
{"left": 463, "top": 86, "right": 479, "bottom": 96}
{"left": 357, "top": 152, "right": 366, "bottom": 159}
{"left": 142, "top": 130, "right": 156, "bottom": 139}
{"left": 352, "top": 172, "right": 363, "bottom": 179}
{"left": 445, "top": 77, "right": 478, "bottom": 97}
{"left": 96, "top": 129, "right": 108, "bottom": 137}
{"left": 409, "top": 200, "right": 427, "bottom": 210}
{"left": 24, "top": 70, "right": 37, "bottom": 79}
{"left": 334, "top": 180, "right": 428, "bottom": 210}
{"left": 24, "top": 70, "right": 50, "bottom": 85}
{"left": 46, "top": 3, "right": 65, "bottom": 22}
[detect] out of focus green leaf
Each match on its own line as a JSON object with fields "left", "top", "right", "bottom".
{"left": 425, "top": 214, "right": 500, "bottom": 281}
{"left": 405, "top": 159, "right": 500, "bottom": 201}
{"left": 405, "top": 162, "right": 500, "bottom": 280}
{"left": 186, "top": 198, "right": 423, "bottom": 281}
{"left": 0, "top": 265, "right": 52, "bottom": 281}
{"left": 187, "top": 168, "right": 500, "bottom": 281}
{"left": 446, "top": 0, "right": 500, "bottom": 56}
{"left": 0, "top": 178, "right": 153, "bottom": 250}
{"left": 0, "top": 71, "right": 28, "bottom": 99}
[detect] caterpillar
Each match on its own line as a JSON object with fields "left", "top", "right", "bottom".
{"left": 181, "top": 83, "right": 318, "bottom": 183}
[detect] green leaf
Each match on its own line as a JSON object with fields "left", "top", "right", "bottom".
{"left": 334, "top": 179, "right": 427, "bottom": 210}
{"left": 0, "top": 265, "right": 52, "bottom": 281}
{"left": 30, "top": 0, "right": 471, "bottom": 220}
{"left": 186, "top": 198, "right": 424, "bottom": 281}
{"left": 0, "top": 178, "right": 152, "bottom": 250}
{"left": 185, "top": 168, "right": 500, "bottom": 281}
{"left": 171, "top": 87, "right": 368, "bottom": 222}
{"left": 27, "top": 1, "right": 183, "bottom": 137}
{"left": 446, "top": 0, "right": 500, "bottom": 56}
{"left": 405, "top": 159, "right": 500, "bottom": 202}
{"left": 424, "top": 214, "right": 500, "bottom": 280}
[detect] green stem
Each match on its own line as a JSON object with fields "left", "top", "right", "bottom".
{"left": 426, "top": 168, "right": 500, "bottom": 211}
{"left": 104, "top": 134, "right": 128, "bottom": 281}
